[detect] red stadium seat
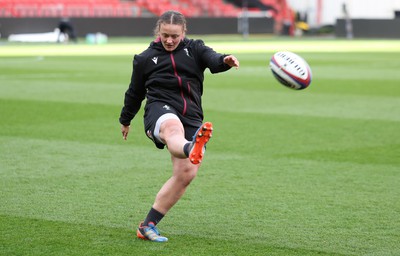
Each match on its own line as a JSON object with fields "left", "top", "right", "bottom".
{"left": 0, "top": 0, "right": 139, "bottom": 17}
{"left": 0, "top": 0, "right": 251, "bottom": 18}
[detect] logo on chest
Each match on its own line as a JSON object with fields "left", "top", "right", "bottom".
{"left": 184, "top": 48, "right": 190, "bottom": 57}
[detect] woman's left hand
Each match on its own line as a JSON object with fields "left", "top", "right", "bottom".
{"left": 224, "top": 55, "right": 240, "bottom": 69}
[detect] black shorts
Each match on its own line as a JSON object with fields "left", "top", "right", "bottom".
{"left": 143, "top": 101, "right": 202, "bottom": 149}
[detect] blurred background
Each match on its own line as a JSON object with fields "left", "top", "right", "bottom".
{"left": 1, "top": 0, "right": 400, "bottom": 41}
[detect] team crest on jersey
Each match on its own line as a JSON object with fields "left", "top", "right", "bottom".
{"left": 184, "top": 48, "right": 190, "bottom": 57}
{"left": 163, "top": 104, "right": 171, "bottom": 110}
{"left": 152, "top": 57, "right": 158, "bottom": 64}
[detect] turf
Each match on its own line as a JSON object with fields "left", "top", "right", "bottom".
{"left": 1, "top": 37, "right": 399, "bottom": 255}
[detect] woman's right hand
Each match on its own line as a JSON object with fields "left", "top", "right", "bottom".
{"left": 121, "top": 125, "right": 130, "bottom": 140}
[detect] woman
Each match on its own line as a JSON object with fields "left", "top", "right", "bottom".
{"left": 119, "top": 10, "right": 239, "bottom": 242}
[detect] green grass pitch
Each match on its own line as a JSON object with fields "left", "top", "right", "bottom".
{"left": 1, "top": 37, "right": 399, "bottom": 255}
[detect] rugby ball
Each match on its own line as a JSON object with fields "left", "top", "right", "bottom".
{"left": 270, "top": 51, "right": 312, "bottom": 90}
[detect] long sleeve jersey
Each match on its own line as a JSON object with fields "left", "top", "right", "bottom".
{"left": 119, "top": 37, "right": 232, "bottom": 126}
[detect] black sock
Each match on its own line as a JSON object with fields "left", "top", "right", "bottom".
{"left": 143, "top": 207, "right": 165, "bottom": 226}
{"left": 183, "top": 142, "right": 191, "bottom": 157}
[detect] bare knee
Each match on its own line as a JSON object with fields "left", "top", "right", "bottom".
{"left": 159, "top": 120, "right": 188, "bottom": 157}
{"left": 159, "top": 119, "right": 185, "bottom": 144}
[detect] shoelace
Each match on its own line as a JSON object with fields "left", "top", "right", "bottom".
{"left": 149, "top": 225, "right": 160, "bottom": 235}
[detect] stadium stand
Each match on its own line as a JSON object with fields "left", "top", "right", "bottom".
{"left": 0, "top": 0, "right": 140, "bottom": 17}
{"left": 226, "top": 0, "right": 295, "bottom": 35}
{"left": 0, "top": 0, "right": 241, "bottom": 18}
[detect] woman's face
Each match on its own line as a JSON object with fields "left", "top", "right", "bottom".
{"left": 159, "top": 23, "right": 185, "bottom": 52}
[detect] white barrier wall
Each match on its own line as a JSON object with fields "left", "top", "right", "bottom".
{"left": 287, "top": 0, "right": 400, "bottom": 27}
